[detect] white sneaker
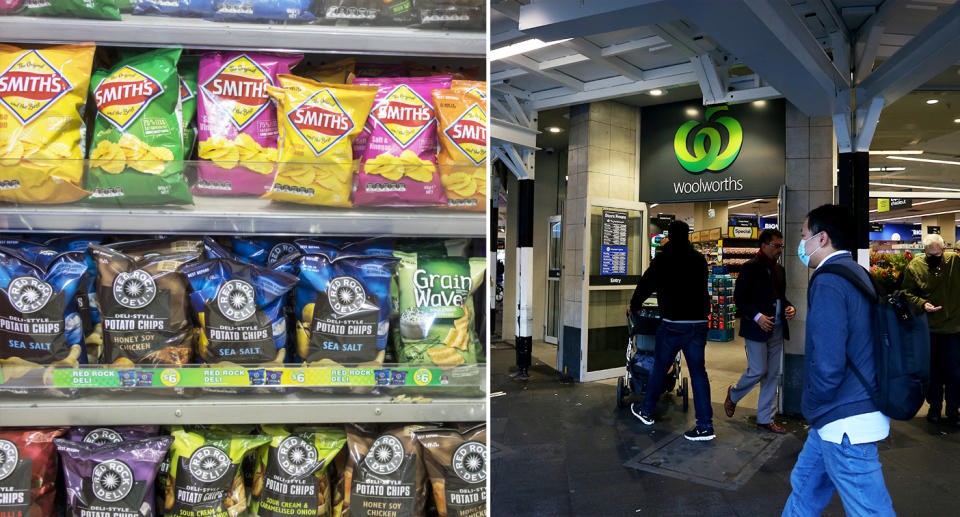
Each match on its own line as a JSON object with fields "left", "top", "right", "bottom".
{"left": 630, "top": 403, "right": 654, "bottom": 425}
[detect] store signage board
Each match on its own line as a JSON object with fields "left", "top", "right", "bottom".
{"left": 928, "top": 226, "right": 941, "bottom": 235}
{"left": 600, "top": 210, "right": 628, "bottom": 276}
{"left": 728, "top": 226, "right": 758, "bottom": 239}
{"left": 730, "top": 216, "right": 758, "bottom": 228}
{"left": 639, "top": 99, "right": 786, "bottom": 202}
{"left": 890, "top": 198, "right": 912, "bottom": 211}
{"left": 871, "top": 223, "right": 884, "bottom": 232}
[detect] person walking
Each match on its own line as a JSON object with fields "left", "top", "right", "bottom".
{"left": 628, "top": 220, "right": 715, "bottom": 441}
{"left": 901, "top": 234, "right": 960, "bottom": 426}
{"left": 724, "top": 229, "right": 795, "bottom": 433}
{"left": 781, "top": 204, "right": 895, "bottom": 517}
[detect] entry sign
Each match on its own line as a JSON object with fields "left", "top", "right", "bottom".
{"left": 601, "top": 210, "right": 628, "bottom": 276}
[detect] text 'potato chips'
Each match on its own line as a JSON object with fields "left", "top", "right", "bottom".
{"left": 433, "top": 88, "right": 486, "bottom": 211}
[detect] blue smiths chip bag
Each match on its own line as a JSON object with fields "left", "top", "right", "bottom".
{"left": 0, "top": 247, "right": 87, "bottom": 371}
{"left": 182, "top": 257, "right": 297, "bottom": 365}
{"left": 295, "top": 253, "right": 398, "bottom": 366}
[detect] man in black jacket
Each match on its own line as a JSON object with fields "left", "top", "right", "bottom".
{"left": 629, "top": 220, "right": 715, "bottom": 441}
{"left": 723, "top": 229, "right": 796, "bottom": 433}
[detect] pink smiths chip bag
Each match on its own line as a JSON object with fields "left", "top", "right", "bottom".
{"left": 353, "top": 76, "right": 451, "bottom": 207}
{"left": 195, "top": 51, "right": 302, "bottom": 196}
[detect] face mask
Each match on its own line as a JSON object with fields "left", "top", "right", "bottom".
{"left": 926, "top": 254, "right": 943, "bottom": 269}
{"left": 798, "top": 232, "right": 822, "bottom": 268}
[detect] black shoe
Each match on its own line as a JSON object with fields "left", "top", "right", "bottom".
{"left": 683, "top": 425, "right": 716, "bottom": 441}
{"left": 630, "top": 403, "right": 654, "bottom": 425}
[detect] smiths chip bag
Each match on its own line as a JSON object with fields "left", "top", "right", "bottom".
{"left": 299, "top": 57, "right": 356, "bottom": 85}
{"left": 450, "top": 80, "right": 486, "bottom": 101}
{"left": 353, "top": 76, "right": 451, "bottom": 207}
{"left": 0, "top": 43, "right": 94, "bottom": 204}
{"left": 88, "top": 47, "right": 192, "bottom": 206}
{"left": 195, "top": 51, "right": 302, "bottom": 196}
{"left": 264, "top": 76, "right": 376, "bottom": 207}
{"left": 433, "top": 89, "right": 486, "bottom": 211}
{"left": 415, "top": 424, "right": 486, "bottom": 517}
{"left": 343, "top": 424, "right": 428, "bottom": 517}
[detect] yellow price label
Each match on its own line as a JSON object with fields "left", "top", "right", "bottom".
{"left": 160, "top": 369, "right": 181, "bottom": 387}
{"left": 413, "top": 369, "right": 432, "bottom": 386}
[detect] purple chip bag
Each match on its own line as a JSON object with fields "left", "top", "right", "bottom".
{"left": 137, "top": 371, "right": 155, "bottom": 387}
{"left": 67, "top": 426, "right": 160, "bottom": 446}
{"left": 265, "top": 370, "right": 283, "bottom": 385}
{"left": 353, "top": 76, "right": 452, "bottom": 207}
{"left": 195, "top": 51, "right": 303, "bottom": 196}
{"left": 55, "top": 436, "right": 173, "bottom": 517}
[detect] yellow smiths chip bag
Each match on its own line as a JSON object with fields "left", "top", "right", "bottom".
{"left": 450, "top": 80, "right": 487, "bottom": 101}
{"left": 0, "top": 43, "right": 94, "bottom": 204}
{"left": 299, "top": 57, "right": 356, "bottom": 85}
{"left": 432, "top": 89, "right": 486, "bottom": 211}
{"left": 264, "top": 75, "right": 376, "bottom": 207}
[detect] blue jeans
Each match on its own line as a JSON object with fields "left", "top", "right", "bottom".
{"left": 640, "top": 321, "right": 712, "bottom": 427}
{"left": 782, "top": 429, "right": 895, "bottom": 517}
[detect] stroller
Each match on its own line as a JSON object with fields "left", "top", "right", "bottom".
{"left": 616, "top": 307, "right": 689, "bottom": 411}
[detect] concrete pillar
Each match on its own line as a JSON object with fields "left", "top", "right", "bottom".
{"left": 515, "top": 179, "right": 534, "bottom": 377}
{"left": 921, "top": 215, "right": 956, "bottom": 247}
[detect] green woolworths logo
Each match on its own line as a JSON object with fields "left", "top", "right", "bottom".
{"left": 674, "top": 106, "right": 743, "bottom": 173}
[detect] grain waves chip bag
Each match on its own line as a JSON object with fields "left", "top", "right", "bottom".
{"left": 56, "top": 436, "right": 173, "bottom": 517}
{"left": 0, "top": 428, "right": 66, "bottom": 516}
{"left": 251, "top": 426, "right": 346, "bottom": 517}
{"left": 394, "top": 251, "right": 485, "bottom": 366}
{"left": 165, "top": 428, "right": 269, "bottom": 517}
{"left": 182, "top": 257, "right": 297, "bottom": 365}
{"left": 67, "top": 426, "right": 160, "bottom": 445}
{"left": 195, "top": 51, "right": 302, "bottom": 196}
{"left": 0, "top": 43, "right": 94, "bottom": 204}
{"left": 295, "top": 254, "right": 398, "bottom": 366}
{"left": 353, "top": 76, "right": 451, "bottom": 207}
{"left": 415, "top": 425, "right": 486, "bottom": 517}
{"left": 88, "top": 48, "right": 192, "bottom": 206}
{"left": 432, "top": 89, "right": 486, "bottom": 211}
{"left": 343, "top": 425, "right": 427, "bottom": 517}
{"left": 264, "top": 76, "right": 376, "bottom": 207}
{"left": 89, "top": 244, "right": 198, "bottom": 367}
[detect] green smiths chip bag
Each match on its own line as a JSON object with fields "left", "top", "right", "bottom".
{"left": 393, "top": 251, "right": 484, "bottom": 366}
{"left": 294, "top": 254, "right": 398, "bottom": 367}
{"left": 250, "top": 426, "right": 346, "bottom": 517}
{"left": 182, "top": 257, "right": 297, "bottom": 366}
{"left": 343, "top": 424, "right": 428, "bottom": 517}
{"left": 164, "top": 427, "right": 270, "bottom": 517}
{"left": 19, "top": 0, "right": 121, "bottom": 19}
{"left": 414, "top": 424, "right": 486, "bottom": 517}
{"left": 180, "top": 55, "right": 200, "bottom": 158}
{"left": 88, "top": 47, "right": 192, "bottom": 206}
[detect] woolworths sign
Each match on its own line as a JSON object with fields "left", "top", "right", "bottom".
{"left": 639, "top": 99, "right": 785, "bottom": 202}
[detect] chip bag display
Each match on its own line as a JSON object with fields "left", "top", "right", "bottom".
{"left": 0, "top": 428, "right": 66, "bottom": 516}
{"left": 89, "top": 244, "right": 198, "bottom": 367}
{"left": 180, "top": 55, "right": 200, "bottom": 157}
{"left": 164, "top": 428, "right": 270, "bottom": 517}
{"left": 433, "top": 89, "right": 486, "bottom": 211}
{"left": 415, "top": 424, "right": 486, "bottom": 517}
{"left": 56, "top": 436, "right": 173, "bottom": 517}
{"left": 353, "top": 76, "right": 451, "bottom": 207}
{"left": 195, "top": 51, "right": 302, "bottom": 196}
{"left": 19, "top": 0, "right": 121, "bottom": 19}
{"left": 393, "top": 251, "right": 484, "bottom": 365}
{"left": 264, "top": 76, "right": 377, "bottom": 207}
{"left": 182, "top": 257, "right": 297, "bottom": 365}
{"left": 294, "top": 253, "right": 397, "bottom": 366}
{"left": 300, "top": 57, "right": 356, "bottom": 85}
{"left": 88, "top": 48, "right": 192, "bottom": 206}
{"left": 250, "top": 426, "right": 347, "bottom": 517}
{"left": 0, "top": 43, "right": 94, "bottom": 204}
{"left": 66, "top": 425, "right": 160, "bottom": 445}
{"left": 343, "top": 424, "right": 428, "bottom": 517}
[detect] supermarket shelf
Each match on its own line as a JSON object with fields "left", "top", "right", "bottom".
{"left": 0, "top": 198, "right": 484, "bottom": 236}
{"left": 0, "top": 15, "right": 485, "bottom": 57}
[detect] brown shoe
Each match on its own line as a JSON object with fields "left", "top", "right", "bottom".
{"left": 757, "top": 422, "right": 787, "bottom": 434}
{"left": 724, "top": 386, "right": 736, "bottom": 417}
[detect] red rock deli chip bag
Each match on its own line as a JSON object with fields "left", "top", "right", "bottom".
{"left": 0, "top": 428, "right": 66, "bottom": 516}
{"left": 353, "top": 76, "right": 451, "bottom": 207}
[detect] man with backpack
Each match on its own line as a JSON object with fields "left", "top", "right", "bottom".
{"left": 781, "top": 204, "right": 896, "bottom": 517}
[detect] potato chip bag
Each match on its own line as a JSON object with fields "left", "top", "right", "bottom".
{"left": 432, "top": 89, "right": 486, "bottom": 211}
{"left": 19, "top": 0, "right": 121, "bottom": 19}
{"left": 450, "top": 80, "right": 486, "bottom": 100}
{"left": 414, "top": 424, "right": 486, "bottom": 517}
{"left": 343, "top": 424, "right": 428, "bottom": 517}
{"left": 300, "top": 57, "right": 356, "bottom": 85}
{"left": 228, "top": 237, "right": 299, "bottom": 267}
{"left": 87, "top": 48, "right": 191, "bottom": 206}
{"left": 251, "top": 426, "right": 346, "bottom": 517}
{"left": 180, "top": 55, "right": 200, "bottom": 157}
{"left": 67, "top": 425, "right": 160, "bottom": 445}
{"left": 354, "top": 76, "right": 451, "bottom": 207}
{"left": 195, "top": 51, "right": 302, "bottom": 196}
{"left": 0, "top": 428, "right": 66, "bottom": 517}
{"left": 264, "top": 76, "right": 377, "bottom": 207}
{"left": 45, "top": 236, "right": 105, "bottom": 362}
{"left": 111, "top": 238, "right": 203, "bottom": 260}
{"left": 212, "top": 0, "right": 315, "bottom": 22}
{"left": 354, "top": 63, "right": 407, "bottom": 79}
{"left": 0, "top": 43, "right": 94, "bottom": 204}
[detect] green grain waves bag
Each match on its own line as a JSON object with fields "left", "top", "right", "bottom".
{"left": 89, "top": 244, "right": 198, "bottom": 367}
{"left": 251, "top": 426, "right": 347, "bottom": 517}
{"left": 88, "top": 47, "right": 192, "bottom": 206}
{"left": 343, "top": 424, "right": 428, "bottom": 517}
{"left": 180, "top": 55, "right": 199, "bottom": 158}
{"left": 164, "top": 427, "right": 269, "bottom": 517}
{"left": 415, "top": 425, "right": 486, "bottom": 517}
{"left": 393, "top": 251, "right": 485, "bottom": 366}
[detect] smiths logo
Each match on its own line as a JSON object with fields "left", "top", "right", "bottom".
{"left": 189, "top": 446, "right": 231, "bottom": 483}
{"left": 8, "top": 276, "right": 53, "bottom": 314}
{"left": 113, "top": 270, "right": 157, "bottom": 310}
{"left": 0, "top": 50, "right": 72, "bottom": 124}
{"left": 328, "top": 276, "right": 366, "bottom": 316}
{"left": 288, "top": 89, "right": 355, "bottom": 156}
{"left": 216, "top": 279, "right": 256, "bottom": 322}
{"left": 364, "top": 435, "right": 403, "bottom": 475}
{"left": 92, "top": 460, "right": 134, "bottom": 503}
{"left": 83, "top": 428, "right": 124, "bottom": 446}
{"left": 201, "top": 55, "right": 273, "bottom": 130}
{"left": 452, "top": 442, "right": 486, "bottom": 483}
{"left": 370, "top": 84, "right": 434, "bottom": 148}
{"left": 443, "top": 103, "right": 486, "bottom": 166}
{"left": 180, "top": 76, "right": 194, "bottom": 103}
{"left": 93, "top": 66, "right": 163, "bottom": 131}
{"left": 277, "top": 436, "right": 320, "bottom": 478}
{"left": 0, "top": 439, "right": 17, "bottom": 481}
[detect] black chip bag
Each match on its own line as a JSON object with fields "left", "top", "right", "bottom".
{"left": 111, "top": 238, "right": 204, "bottom": 261}
{"left": 415, "top": 424, "right": 486, "bottom": 517}
{"left": 343, "top": 424, "right": 428, "bottom": 517}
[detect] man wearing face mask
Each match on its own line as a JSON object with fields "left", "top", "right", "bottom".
{"left": 901, "top": 233, "right": 960, "bottom": 426}
{"left": 782, "top": 204, "right": 895, "bottom": 517}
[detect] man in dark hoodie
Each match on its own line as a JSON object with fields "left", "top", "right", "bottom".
{"left": 781, "top": 205, "right": 894, "bottom": 517}
{"left": 629, "top": 220, "right": 714, "bottom": 441}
